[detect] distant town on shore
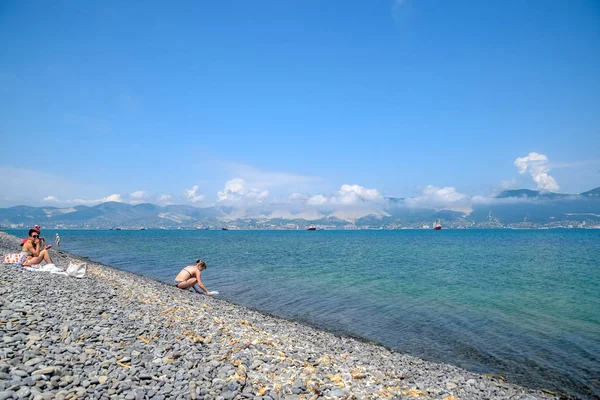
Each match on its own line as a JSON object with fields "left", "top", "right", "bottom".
{"left": 2, "top": 187, "right": 599, "bottom": 231}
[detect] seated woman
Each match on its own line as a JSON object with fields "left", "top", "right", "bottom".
{"left": 174, "top": 259, "right": 212, "bottom": 295}
{"left": 21, "top": 228, "right": 54, "bottom": 267}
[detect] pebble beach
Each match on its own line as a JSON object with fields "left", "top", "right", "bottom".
{"left": 0, "top": 231, "right": 558, "bottom": 400}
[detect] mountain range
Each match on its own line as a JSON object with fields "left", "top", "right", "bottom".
{"left": 1, "top": 187, "right": 599, "bottom": 229}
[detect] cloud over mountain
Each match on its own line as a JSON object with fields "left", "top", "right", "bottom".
{"left": 184, "top": 185, "right": 204, "bottom": 203}
{"left": 218, "top": 178, "right": 269, "bottom": 202}
{"left": 514, "top": 152, "right": 559, "bottom": 192}
{"left": 405, "top": 185, "right": 471, "bottom": 213}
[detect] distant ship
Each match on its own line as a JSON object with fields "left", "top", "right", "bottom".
{"left": 140, "top": 227, "right": 146, "bottom": 230}
{"left": 222, "top": 227, "right": 229, "bottom": 231}
{"left": 434, "top": 220, "right": 442, "bottom": 230}
{"left": 115, "top": 227, "right": 122, "bottom": 231}
{"left": 307, "top": 226, "right": 317, "bottom": 231}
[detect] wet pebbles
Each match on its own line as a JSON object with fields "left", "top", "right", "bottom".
{"left": 0, "top": 232, "right": 556, "bottom": 399}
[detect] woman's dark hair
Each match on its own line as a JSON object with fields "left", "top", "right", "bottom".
{"left": 28, "top": 229, "right": 39, "bottom": 237}
{"left": 196, "top": 259, "right": 207, "bottom": 269}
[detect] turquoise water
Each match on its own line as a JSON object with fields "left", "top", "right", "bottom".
{"left": 10, "top": 229, "right": 599, "bottom": 398}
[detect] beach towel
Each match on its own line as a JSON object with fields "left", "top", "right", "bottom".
{"left": 3, "top": 253, "right": 27, "bottom": 265}
{"left": 38, "top": 263, "right": 68, "bottom": 276}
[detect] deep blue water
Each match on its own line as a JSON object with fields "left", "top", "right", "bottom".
{"left": 8, "top": 229, "right": 599, "bottom": 398}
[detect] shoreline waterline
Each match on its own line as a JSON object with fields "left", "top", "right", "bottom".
{"left": 0, "top": 231, "right": 563, "bottom": 399}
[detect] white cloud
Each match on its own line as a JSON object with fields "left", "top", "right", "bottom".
{"left": 184, "top": 185, "right": 205, "bottom": 203}
{"left": 246, "top": 190, "right": 269, "bottom": 200}
{"left": 101, "top": 194, "right": 122, "bottom": 203}
{"left": 72, "top": 194, "right": 123, "bottom": 204}
{"left": 405, "top": 185, "right": 471, "bottom": 213}
{"left": 307, "top": 194, "right": 328, "bottom": 205}
{"left": 43, "top": 196, "right": 59, "bottom": 202}
{"left": 217, "top": 178, "right": 269, "bottom": 203}
{"left": 336, "top": 184, "right": 383, "bottom": 204}
{"left": 157, "top": 194, "right": 174, "bottom": 205}
{"left": 130, "top": 190, "right": 146, "bottom": 199}
{"left": 129, "top": 190, "right": 148, "bottom": 205}
{"left": 288, "top": 193, "right": 308, "bottom": 203}
{"left": 514, "top": 152, "right": 559, "bottom": 192}
{"left": 304, "top": 184, "right": 383, "bottom": 206}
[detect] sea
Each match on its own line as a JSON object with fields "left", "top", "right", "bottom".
{"left": 7, "top": 228, "right": 599, "bottom": 399}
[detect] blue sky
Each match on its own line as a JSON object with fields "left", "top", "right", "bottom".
{"left": 1, "top": 0, "right": 599, "bottom": 209}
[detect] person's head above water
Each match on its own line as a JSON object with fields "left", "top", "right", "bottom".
{"left": 196, "top": 259, "right": 207, "bottom": 270}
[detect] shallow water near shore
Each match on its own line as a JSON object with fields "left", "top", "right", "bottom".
{"left": 9, "top": 229, "right": 599, "bottom": 398}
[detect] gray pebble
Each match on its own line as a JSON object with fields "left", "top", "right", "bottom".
{"left": 221, "top": 391, "right": 237, "bottom": 400}
{"left": 0, "top": 391, "right": 16, "bottom": 400}
{"left": 0, "top": 233, "right": 559, "bottom": 400}
{"left": 328, "top": 389, "right": 346, "bottom": 397}
{"left": 16, "top": 387, "right": 31, "bottom": 398}
{"left": 11, "top": 370, "right": 28, "bottom": 378}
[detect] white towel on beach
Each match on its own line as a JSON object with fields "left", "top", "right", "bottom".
{"left": 38, "top": 263, "right": 68, "bottom": 276}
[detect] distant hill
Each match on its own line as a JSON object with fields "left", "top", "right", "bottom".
{"left": 469, "top": 186, "right": 600, "bottom": 224}
{"left": 581, "top": 187, "right": 600, "bottom": 197}
{"left": 0, "top": 187, "right": 599, "bottom": 228}
{"left": 496, "top": 189, "right": 572, "bottom": 200}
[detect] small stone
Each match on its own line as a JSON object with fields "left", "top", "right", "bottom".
{"left": 221, "top": 391, "right": 236, "bottom": 400}
{"left": 16, "top": 387, "right": 31, "bottom": 398}
{"left": 249, "top": 360, "right": 262, "bottom": 370}
{"left": 134, "top": 389, "right": 145, "bottom": 400}
{"left": 32, "top": 367, "right": 58, "bottom": 376}
{"left": 467, "top": 379, "right": 476, "bottom": 385}
{"left": 329, "top": 389, "right": 346, "bottom": 397}
{"left": 24, "top": 358, "right": 43, "bottom": 367}
{"left": 446, "top": 382, "right": 457, "bottom": 390}
{"left": 0, "top": 391, "right": 16, "bottom": 400}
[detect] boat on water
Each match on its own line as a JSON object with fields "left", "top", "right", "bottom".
{"left": 221, "top": 227, "right": 229, "bottom": 231}
{"left": 307, "top": 226, "right": 317, "bottom": 231}
{"left": 434, "top": 220, "right": 442, "bottom": 230}
{"left": 115, "top": 227, "right": 122, "bottom": 231}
